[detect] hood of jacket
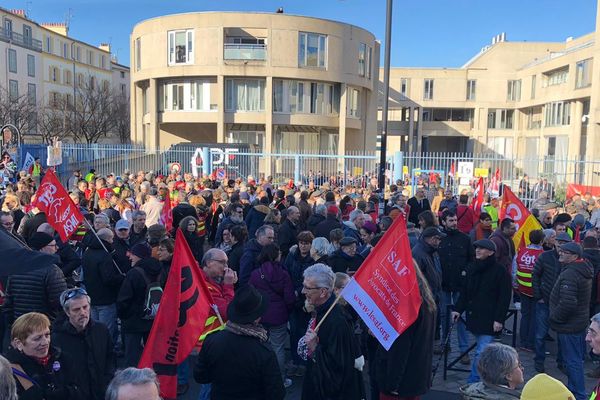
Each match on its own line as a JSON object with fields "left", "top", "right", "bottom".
{"left": 253, "top": 204, "right": 271, "bottom": 215}
{"left": 460, "top": 382, "right": 520, "bottom": 399}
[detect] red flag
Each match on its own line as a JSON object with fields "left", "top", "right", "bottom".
{"left": 32, "top": 170, "right": 84, "bottom": 242}
{"left": 490, "top": 167, "right": 501, "bottom": 192}
{"left": 471, "top": 177, "right": 484, "bottom": 219}
{"left": 341, "top": 213, "right": 422, "bottom": 350}
{"left": 138, "top": 229, "right": 219, "bottom": 400}
{"left": 499, "top": 186, "right": 542, "bottom": 252}
{"left": 160, "top": 196, "right": 173, "bottom": 232}
{"left": 449, "top": 162, "right": 455, "bottom": 178}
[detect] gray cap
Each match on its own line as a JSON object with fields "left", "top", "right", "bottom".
{"left": 115, "top": 219, "right": 130, "bottom": 230}
{"left": 560, "top": 242, "right": 583, "bottom": 257}
{"left": 555, "top": 232, "right": 573, "bottom": 243}
{"left": 422, "top": 227, "right": 446, "bottom": 239}
{"left": 473, "top": 239, "right": 497, "bottom": 252}
{"left": 340, "top": 237, "right": 358, "bottom": 246}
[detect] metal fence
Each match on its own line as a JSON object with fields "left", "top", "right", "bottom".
{"left": 17, "top": 144, "right": 600, "bottom": 202}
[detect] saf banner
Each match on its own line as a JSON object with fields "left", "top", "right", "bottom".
{"left": 138, "top": 229, "right": 218, "bottom": 400}
{"left": 500, "top": 186, "right": 542, "bottom": 252}
{"left": 341, "top": 214, "right": 422, "bottom": 350}
{"left": 32, "top": 170, "right": 84, "bottom": 242}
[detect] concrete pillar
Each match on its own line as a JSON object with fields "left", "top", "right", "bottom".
{"left": 338, "top": 83, "right": 348, "bottom": 172}
{"left": 416, "top": 107, "right": 423, "bottom": 153}
{"left": 568, "top": 100, "right": 584, "bottom": 182}
{"left": 147, "top": 78, "right": 158, "bottom": 148}
{"left": 408, "top": 106, "right": 415, "bottom": 153}
{"left": 217, "top": 75, "right": 225, "bottom": 144}
{"left": 264, "top": 76, "right": 273, "bottom": 177}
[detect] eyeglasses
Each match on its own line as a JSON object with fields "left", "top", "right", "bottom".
{"left": 210, "top": 259, "right": 228, "bottom": 265}
{"left": 302, "top": 285, "right": 324, "bottom": 291}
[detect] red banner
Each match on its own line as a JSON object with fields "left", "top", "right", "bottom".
{"left": 471, "top": 177, "right": 484, "bottom": 219}
{"left": 32, "top": 170, "right": 84, "bottom": 242}
{"left": 341, "top": 214, "right": 421, "bottom": 350}
{"left": 160, "top": 197, "right": 173, "bottom": 233}
{"left": 567, "top": 184, "right": 600, "bottom": 199}
{"left": 138, "top": 229, "right": 219, "bottom": 400}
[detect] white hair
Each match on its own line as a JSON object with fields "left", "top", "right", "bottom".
{"left": 303, "top": 263, "right": 335, "bottom": 292}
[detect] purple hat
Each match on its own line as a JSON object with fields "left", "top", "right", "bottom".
{"left": 362, "top": 221, "right": 377, "bottom": 234}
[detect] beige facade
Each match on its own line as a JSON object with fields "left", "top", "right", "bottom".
{"left": 380, "top": 14, "right": 600, "bottom": 182}
{"left": 130, "top": 11, "right": 380, "bottom": 163}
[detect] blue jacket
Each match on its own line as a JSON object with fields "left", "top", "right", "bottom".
{"left": 239, "top": 239, "right": 263, "bottom": 287}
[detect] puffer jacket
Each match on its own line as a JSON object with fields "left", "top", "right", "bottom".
{"left": 249, "top": 261, "right": 295, "bottom": 326}
{"left": 5, "top": 257, "right": 67, "bottom": 322}
{"left": 532, "top": 249, "right": 561, "bottom": 303}
{"left": 549, "top": 258, "right": 593, "bottom": 334}
{"left": 460, "top": 382, "right": 520, "bottom": 399}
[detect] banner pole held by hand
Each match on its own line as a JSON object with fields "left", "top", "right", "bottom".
{"left": 314, "top": 294, "right": 342, "bottom": 332}
{"left": 83, "top": 219, "right": 125, "bottom": 275}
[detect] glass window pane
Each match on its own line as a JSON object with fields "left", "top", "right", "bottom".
{"left": 319, "top": 35, "right": 326, "bottom": 67}
{"left": 175, "top": 31, "right": 186, "bottom": 63}
{"left": 307, "top": 34, "right": 319, "bottom": 67}
{"left": 298, "top": 34, "right": 306, "bottom": 66}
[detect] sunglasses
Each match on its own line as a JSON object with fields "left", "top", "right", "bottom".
{"left": 61, "top": 287, "right": 88, "bottom": 306}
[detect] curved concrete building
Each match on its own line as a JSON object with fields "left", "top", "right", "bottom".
{"left": 130, "top": 11, "right": 380, "bottom": 158}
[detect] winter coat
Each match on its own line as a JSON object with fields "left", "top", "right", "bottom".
{"left": 455, "top": 256, "right": 512, "bottom": 336}
{"left": 55, "top": 235, "right": 81, "bottom": 284}
{"left": 194, "top": 329, "right": 285, "bottom": 400}
{"left": 215, "top": 216, "right": 245, "bottom": 247}
{"left": 245, "top": 204, "right": 271, "bottom": 238}
{"left": 172, "top": 202, "right": 198, "bottom": 232}
{"left": 202, "top": 270, "right": 235, "bottom": 320}
{"left": 327, "top": 249, "right": 364, "bottom": 275}
{"left": 342, "top": 221, "right": 363, "bottom": 246}
{"left": 376, "top": 303, "right": 436, "bottom": 398}
{"left": 51, "top": 319, "right": 115, "bottom": 400}
{"left": 278, "top": 219, "right": 299, "bottom": 260}
{"left": 249, "top": 261, "right": 296, "bottom": 326}
{"left": 490, "top": 229, "right": 515, "bottom": 276}
{"left": 583, "top": 248, "right": 600, "bottom": 305}
{"left": 469, "top": 224, "right": 493, "bottom": 242}
{"left": 297, "top": 200, "right": 312, "bottom": 231}
{"left": 549, "top": 258, "right": 593, "bottom": 334}
{"left": 116, "top": 257, "right": 163, "bottom": 333}
{"left": 5, "top": 346, "right": 83, "bottom": 400}
{"left": 407, "top": 197, "right": 431, "bottom": 227}
{"left": 438, "top": 228, "right": 473, "bottom": 292}
{"left": 5, "top": 258, "right": 67, "bottom": 322}
{"left": 239, "top": 239, "right": 264, "bottom": 286}
{"left": 182, "top": 230, "right": 204, "bottom": 265}
{"left": 284, "top": 247, "right": 315, "bottom": 306}
{"left": 460, "top": 382, "right": 520, "bottom": 399}
{"left": 128, "top": 226, "right": 148, "bottom": 247}
{"left": 532, "top": 249, "right": 561, "bottom": 303}
{"left": 412, "top": 238, "right": 443, "bottom": 296}
{"left": 82, "top": 239, "right": 124, "bottom": 306}
{"left": 140, "top": 196, "right": 163, "bottom": 226}
{"left": 307, "top": 214, "right": 326, "bottom": 235}
{"left": 112, "top": 236, "right": 132, "bottom": 274}
{"left": 314, "top": 215, "right": 343, "bottom": 239}
{"left": 227, "top": 240, "right": 245, "bottom": 274}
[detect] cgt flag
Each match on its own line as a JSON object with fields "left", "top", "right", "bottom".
{"left": 32, "top": 169, "right": 84, "bottom": 242}
{"left": 138, "top": 229, "right": 218, "bottom": 400}
{"left": 341, "top": 213, "right": 422, "bottom": 350}
{"left": 500, "top": 186, "right": 542, "bottom": 252}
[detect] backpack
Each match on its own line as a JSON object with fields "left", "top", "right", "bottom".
{"left": 135, "top": 267, "right": 163, "bottom": 320}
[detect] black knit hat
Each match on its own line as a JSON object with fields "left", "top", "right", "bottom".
{"left": 29, "top": 232, "right": 54, "bottom": 250}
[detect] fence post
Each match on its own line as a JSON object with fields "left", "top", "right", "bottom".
{"left": 393, "top": 151, "right": 403, "bottom": 184}
{"left": 294, "top": 154, "right": 301, "bottom": 185}
{"left": 202, "top": 147, "right": 210, "bottom": 177}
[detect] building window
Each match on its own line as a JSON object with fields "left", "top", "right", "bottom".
{"left": 135, "top": 38, "right": 141, "bottom": 71}
{"left": 168, "top": 30, "right": 194, "bottom": 65}
{"left": 507, "top": 80, "right": 521, "bottom": 101}
{"left": 358, "top": 43, "right": 371, "bottom": 77}
{"left": 27, "top": 84, "right": 36, "bottom": 105}
{"left": 64, "top": 70, "right": 72, "bottom": 85}
{"left": 62, "top": 42, "right": 68, "bottom": 58}
{"left": 298, "top": 32, "right": 327, "bottom": 68}
{"left": 87, "top": 50, "right": 93, "bottom": 65}
{"left": 45, "top": 36, "right": 52, "bottom": 53}
{"left": 466, "top": 80, "right": 476, "bottom": 100}
{"left": 4, "top": 18, "right": 12, "bottom": 36}
{"left": 575, "top": 58, "right": 592, "bottom": 89}
{"left": 544, "top": 101, "right": 571, "bottom": 127}
{"left": 51, "top": 67, "right": 60, "bottom": 83}
{"left": 531, "top": 75, "right": 536, "bottom": 99}
{"left": 23, "top": 25, "right": 31, "bottom": 44}
{"left": 50, "top": 92, "right": 62, "bottom": 107}
{"left": 120, "top": 71, "right": 125, "bottom": 79}
{"left": 273, "top": 79, "right": 338, "bottom": 115}
{"left": 400, "top": 78, "right": 409, "bottom": 96}
{"left": 76, "top": 46, "right": 81, "bottom": 62}
{"left": 101, "top": 55, "right": 106, "bottom": 69}
{"left": 423, "top": 79, "right": 434, "bottom": 100}
{"left": 159, "top": 79, "right": 213, "bottom": 112}
{"left": 348, "top": 88, "right": 360, "bottom": 118}
{"left": 8, "top": 49, "right": 17, "bottom": 73}
{"left": 225, "top": 79, "right": 265, "bottom": 112}
{"left": 90, "top": 76, "right": 96, "bottom": 90}
{"left": 120, "top": 84, "right": 126, "bottom": 95}
{"left": 27, "top": 55, "right": 35, "bottom": 77}
{"left": 488, "top": 109, "right": 514, "bottom": 129}
{"left": 543, "top": 67, "right": 568, "bottom": 87}
{"left": 8, "top": 80, "right": 18, "bottom": 101}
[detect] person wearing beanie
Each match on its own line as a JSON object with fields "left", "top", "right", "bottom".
{"left": 520, "top": 373, "right": 574, "bottom": 400}
{"left": 549, "top": 242, "right": 593, "bottom": 400}
{"left": 117, "top": 241, "right": 163, "bottom": 367}
{"left": 28, "top": 232, "right": 57, "bottom": 254}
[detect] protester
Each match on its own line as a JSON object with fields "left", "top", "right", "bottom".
{"left": 412, "top": 226, "right": 444, "bottom": 302}
{"left": 52, "top": 288, "right": 115, "bottom": 400}
{"left": 469, "top": 212, "right": 494, "bottom": 242}
{"left": 105, "top": 368, "right": 160, "bottom": 400}
{"left": 179, "top": 215, "right": 204, "bottom": 264}
{"left": 327, "top": 236, "right": 364, "bottom": 275}
{"left": 298, "top": 264, "right": 364, "bottom": 399}
{"left": 520, "top": 373, "right": 574, "bottom": 400}
{"left": 408, "top": 187, "right": 431, "bottom": 227}
{"left": 490, "top": 217, "right": 517, "bottom": 276}
{"left": 227, "top": 224, "right": 247, "bottom": 274}
{"left": 201, "top": 249, "right": 236, "bottom": 319}
{"left": 460, "top": 343, "right": 523, "bottom": 399}
{"left": 239, "top": 225, "right": 275, "bottom": 286}
{"left": 194, "top": 285, "right": 285, "bottom": 400}
{"left": 0, "top": 354, "right": 17, "bottom": 400}
{"left": 279, "top": 206, "right": 301, "bottom": 259}
{"left": 586, "top": 312, "right": 600, "bottom": 398}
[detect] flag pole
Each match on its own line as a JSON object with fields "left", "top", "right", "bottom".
{"left": 210, "top": 304, "right": 225, "bottom": 326}
{"left": 314, "top": 294, "right": 343, "bottom": 332}
{"left": 83, "top": 219, "right": 125, "bottom": 275}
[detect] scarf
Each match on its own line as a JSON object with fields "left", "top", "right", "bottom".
{"left": 225, "top": 321, "right": 268, "bottom": 342}
{"left": 34, "top": 354, "right": 50, "bottom": 367}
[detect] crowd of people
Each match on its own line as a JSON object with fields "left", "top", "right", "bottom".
{"left": 1, "top": 163, "right": 600, "bottom": 400}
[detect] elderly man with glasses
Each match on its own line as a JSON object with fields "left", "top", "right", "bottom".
{"left": 52, "top": 288, "right": 116, "bottom": 400}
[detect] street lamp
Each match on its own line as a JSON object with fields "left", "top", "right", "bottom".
{"left": 378, "top": 0, "right": 393, "bottom": 217}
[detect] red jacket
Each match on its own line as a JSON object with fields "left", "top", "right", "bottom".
{"left": 456, "top": 204, "right": 475, "bottom": 234}
{"left": 202, "top": 269, "right": 234, "bottom": 321}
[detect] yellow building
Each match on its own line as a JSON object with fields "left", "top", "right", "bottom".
{"left": 130, "top": 11, "right": 380, "bottom": 159}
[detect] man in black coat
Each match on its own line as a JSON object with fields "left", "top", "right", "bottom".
{"left": 113, "top": 219, "right": 133, "bottom": 273}
{"left": 82, "top": 228, "right": 124, "bottom": 350}
{"left": 194, "top": 285, "right": 285, "bottom": 400}
{"left": 452, "top": 239, "right": 511, "bottom": 384}
{"left": 239, "top": 225, "right": 275, "bottom": 286}
{"left": 278, "top": 206, "right": 300, "bottom": 260}
{"left": 52, "top": 288, "right": 115, "bottom": 400}
{"left": 314, "top": 205, "right": 342, "bottom": 239}
{"left": 407, "top": 187, "right": 431, "bottom": 227}
{"left": 327, "top": 237, "right": 364, "bottom": 275}
{"left": 532, "top": 232, "right": 573, "bottom": 372}
{"left": 307, "top": 205, "right": 326, "bottom": 235}
{"left": 438, "top": 210, "right": 473, "bottom": 360}
{"left": 549, "top": 242, "right": 593, "bottom": 400}
{"left": 411, "top": 227, "right": 444, "bottom": 298}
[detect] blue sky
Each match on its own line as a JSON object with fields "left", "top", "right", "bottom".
{"left": 3, "top": 0, "right": 597, "bottom": 68}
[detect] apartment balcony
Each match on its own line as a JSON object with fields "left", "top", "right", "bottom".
{"left": 224, "top": 44, "right": 267, "bottom": 61}
{"left": 0, "top": 30, "right": 42, "bottom": 52}
{"left": 422, "top": 120, "right": 472, "bottom": 137}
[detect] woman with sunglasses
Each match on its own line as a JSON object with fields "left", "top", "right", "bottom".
{"left": 5, "top": 312, "right": 83, "bottom": 400}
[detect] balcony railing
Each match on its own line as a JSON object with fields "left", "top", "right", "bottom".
{"left": 224, "top": 43, "right": 267, "bottom": 61}
{"left": 0, "top": 30, "right": 42, "bottom": 52}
